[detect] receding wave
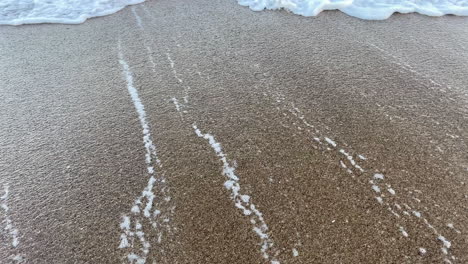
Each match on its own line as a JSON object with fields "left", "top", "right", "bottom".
{"left": 238, "top": 0, "right": 468, "bottom": 20}
{"left": 1, "top": 0, "right": 467, "bottom": 26}
{"left": 0, "top": 0, "right": 144, "bottom": 25}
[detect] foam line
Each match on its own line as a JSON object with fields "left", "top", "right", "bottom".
{"left": 263, "top": 87, "right": 459, "bottom": 262}
{"left": 193, "top": 125, "right": 280, "bottom": 264}
{"left": 1, "top": 184, "right": 23, "bottom": 262}
{"left": 130, "top": 7, "right": 157, "bottom": 73}
{"left": 117, "top": 40, "right": 170, "bottom": 264}
{"left": 131, "top": 6, "right": 143, "bottom": 29}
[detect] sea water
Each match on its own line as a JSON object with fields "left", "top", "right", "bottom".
{"left": 239, "top": 0, "right": 468, "bottom": 19}
{"left": 0, "top": 0, "right": 467, "bottom": 25}
{"left": 0, "top": 0, "right": 144, "bottom": 25}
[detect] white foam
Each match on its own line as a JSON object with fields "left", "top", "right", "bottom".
{"left": 399, "top": 226, "right": 409, "bottom": 237}
{"left": 438, "top": 235, "right": 451, "bottom": 249}
{"left": 1, "top": 184, "right": 22, "bottom": 255}
{"left": 441, "top": 248, "right": 449, "bottom": 255}
{"left": 371, "top": 185, "right": 381, "bottom": 193}
{"left": 373, "top": 173, "right": 385, "bottom": 180}
{"left": 119, "top": 233, "right": 130, "bottom": 249}
{"left": 387, "top": 206, "right": 400, "bottom": 218}
{"left": 264, "top": 88, "right": 459, "bottom": 261}
{"left": 12, "top": 255, "right": 23, "bottom": 262}
{"left": 118, "top": 42, "right": 160, "bottom": 218}
{"left": 446, "top": 223, "right": 461, "bottom": 234}
{"left": 0, "top": 186, "right": 8, "bottom": 200}
{"left": 324, "top": 137, "right": 337, "bottom": 147}
{"left": 238, "top": 0, "right": 468, "bottom": 20}
{"left": 131, "top": 6, "right": 143, "bottom": 29}
{"left": 339, "top": 160, "right": 347, "bottom": 169}
{"left": 166, "top": 53, "right": 183, "bottom": 84}
{"left": 412, "top": 211, "right": 421, "bottom": 218}
{"left": 129, "top": 7, "right": 159, "bottom": 76}
{"left": 163, "top": 50, "right": 191, "bottom": 108}
{"left": 193, "top": 125, "right": 280, "bottom": 264}
{"left": 0, "top": 0, "right": 145, "bottom": 25}
{"left": 292, "top": 248, "right": 299, "bottom": 257}
{"left": 118, "top": 40, "right": 171, "bottom": 263}
{"left": 339, "top": 149, "right": 364, "bottom": 172}
{"left": 419, "top": 247, "right": 427, "bottom": 255}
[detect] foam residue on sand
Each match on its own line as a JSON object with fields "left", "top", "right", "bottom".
{"left": 193, "top": 125, "right": 280, "bottom": 264}
{"left": 160, "top": 44, "right": 281, "bottom": 264}
{"left": 0, "top": 0, "right": 145, "bottom": 25}
{"left": 238, "top": 0, "right": 468, "bottom": 20}
{"left": 117, "top": 40, "right": 173, "bottom": 264}
{"left": 1, "top": 184, "right": 23, "bottom": 262}
{"left": 261, "top": 83, "right": 460, "bottom": 263}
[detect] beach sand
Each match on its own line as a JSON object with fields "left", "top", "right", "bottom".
{"left": 0, "top": 0, "right": 467, "bottom": 263}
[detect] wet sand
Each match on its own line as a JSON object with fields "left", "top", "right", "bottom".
{"left": 0, "top": 0, "right": 467, "bottom": 263}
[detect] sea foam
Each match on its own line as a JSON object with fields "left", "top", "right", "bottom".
{"left": 238, "top": 0, "right": 468, "bottom": 20}
{"left": 1, "top": 0, "right": 466, "bottom": 25}
{"left": 0, "top": 0, "right": 144, "bottom": 25}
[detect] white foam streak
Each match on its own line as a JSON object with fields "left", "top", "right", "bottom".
{"left": 339, "top": 149, "right": 364, "bottom": 172}
{"left": 263, "top": 88, "right": 458, "bottom": 261}
{"left": 324, "top": 137, "right": 337, "bottom": 147}
{"left": 1, "top": 184, "right": 23, "bottom": 262}
{"left": 375, "top": 197, "right": 383, "bottom": 204}
{"left": 166, "top": 53, "right": 183, "bottom": 84}
{"left": 193, "top": 125, "right": 280, "bottom": 264}
{"left": 1, "top": 186, "right": 9, "bottom": 200}
{"left": 399, "top": 225, "right": 409, "bottom": 237}
{"left": 119, "top": 216, "right": 132, "bottom": 249}
{"left": 164, "top": 47, "right": 280, "bottom": 262}
{"left": 117, "top": 40, "right": 169, "bottom": 263}
{"left": 130, "top": 7, "right": 158, "bottom": 74}
{"left": 131, "top": 6, "right": 143, "bottom": 29}
{"left": 171, "top": 97, "right": 185, "bottom": 119}
{"left": 163, "top": 51, "right": 191, "bottom": 113}
{"left": 438, "top": 235, "right": 451, "bottom": 249}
